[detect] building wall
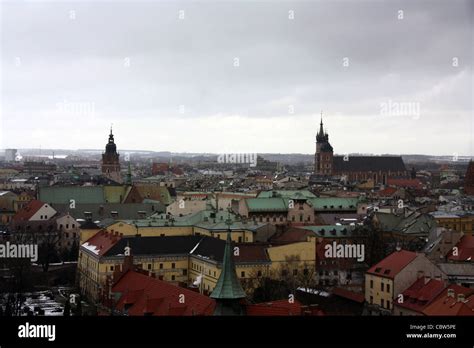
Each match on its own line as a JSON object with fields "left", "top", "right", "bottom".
{"left": 287, "top": 201, "right": 315, "bottom": 224}
{"left": 266, "top": 237, "right": 316, "bottom": 272}
{"left": 365, "top": 274, "right": 394, "bottom": 313}
{"left": 80, "top": 228, "right": 101, "bottom": 243}
{"left": 193, "top": 226, "right": 254, "bottom": 243}
{"left": 30, "top": 204, "right": 56, "bottom": 221}
{"left": 435, "top": 216, "right": 474, "bottom": 235}
{"left": 365, "top": 253, "right": 446, "bottom": 315}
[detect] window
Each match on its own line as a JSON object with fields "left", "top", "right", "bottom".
{"left": 241, "top": 271, "right": 245, "bottom": 277}
{"left": 159, "top": 263, "right": 163, "bottom": 269}
{"left": 66, "top": 224, "right": 69, "bottom": 229}
{"left": 257, "top": 270, "right": 262, "bottom": 277}
{"left": 386, "top": 301, "right": 391, "bottom": 309}
{"left": 381, "top": 299, "right": 384, "bottom": 308}
{"left": 387, "top": 284, "right": 390, "bottom": 293}
{"left": 238, "top": 237, "right": 242, "bottom": 243}
{"left": 370, "top": 296, "right": 373, "bottom": 304}
{"left": 171, "top": 263, "right": 175, "bottom": 269}
{"left": 381, "top": 283, "right": 384, "bottom": 292}
{"left": 110, "top": 266, "right": 113, "bottom": 271}
{"left": 171, "top": 275, "right": 175, "bottom": 281}
{"left": 370, "top": 280, "right": 373, "bottom": 289}
{"left": 147, "top": 264, "right": 151, "bottom": 270}
{"left": 183, "top": 269, "right": 187, "bottom": 276}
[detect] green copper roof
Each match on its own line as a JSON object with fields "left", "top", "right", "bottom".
{"left": 301, "top": 225, "right": 356, "bottom": 237}
{"left": 246, "top": 197, "right": 288, "bottom": 212}
{"left": 257, "top": 190, "right": 316, "bottom": 199}
{"left": 307, "top": 197, "right": 360, "bottom": 211}
{"left": 39, "top": 186, "right": 105, "bottom": 204}
{"left": 210, "top": 230, "right": 246, "bottom": 300}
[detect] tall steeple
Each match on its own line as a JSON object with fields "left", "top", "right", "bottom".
{"left": 210, "top": 216, "right": 246, "bottom": 315}
{"left": 314, "top": 111, "right": 334, "bottom": 176}
{"left": 316, "top": 111, "right": 325, "bottom": 142}
{"left": 102, "top": 126, "right": 122, "bottom": 183}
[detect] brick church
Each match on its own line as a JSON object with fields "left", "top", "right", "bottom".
{"left": 314, "top": 117, "right": 408, "bottom": 185}
{"left": 101, "top": 127, "right": 122, "bottom": 183}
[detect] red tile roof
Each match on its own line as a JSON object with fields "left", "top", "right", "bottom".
{"left": 367, "top": 250, "right": 418, "bottom": 279}
{"left": 332, "top": 287, "right": 365, "bottom": 303}
{"left": 447, "top": 235, "right": 474, "bottom": 262}
{"left": 234, "top": 244, "right": 270, "bottom": 263}
{"left": 270, "top": 227, "right": 314, "bottom": 244}
{"left": 112, "top": 270, "right": 216, "bottom": 316}
{"left": 81, "top": 230, "right": 122, "bottom": 257}
{"left": 387, "top": 178, "right": 423, "bottom": 189}
{"left": 422, "top": 284, "right": 474, "bottom": 316}
{"left": 246, "top": 299, "right": 303, "bottom": 316}
{"left": 378, "top": 187, "right": 398, "bottom": 198}
{"left": 12, "top": 200, "right": 47, "bottom": 222}
{"left": 396, "top": 277, "right": 445, "bottom": 314}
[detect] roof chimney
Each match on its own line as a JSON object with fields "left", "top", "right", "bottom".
{"left": 447, "top": 288, "right": 455, "bottom": 298}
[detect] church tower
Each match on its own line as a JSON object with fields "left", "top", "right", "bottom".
{"left": 101, "top": 127, "right": 122, "bottom": 183}
{"left": 210, "top": 217, "right": 246, "bottom": 315}
{"left": 315, "top": 113, "right": 333, "bottom": 175}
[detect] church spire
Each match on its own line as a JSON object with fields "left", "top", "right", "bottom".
{"left": 210, "top": 215, "right": 246, "bottom": 315}
{"left": 316, "top": 111, "right": 325, "bottom": 142}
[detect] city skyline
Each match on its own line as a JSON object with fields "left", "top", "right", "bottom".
{"left": 1, "top": 0, "right": 473, "bottom": 155}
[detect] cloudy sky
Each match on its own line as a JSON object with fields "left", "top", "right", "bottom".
{"left": 1, "top": 0, "right": 473, "bottom": 156}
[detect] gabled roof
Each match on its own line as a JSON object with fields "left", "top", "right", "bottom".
{"left": 422, "top": 284, "right": 474, "bottom": 316}
{"left": 447, "top": 235, "right": 474, "bottom": 262}
{"left": 374, "top": 211, "right": 435, "bottom": 236}
{"left": 396, "top": 277, "right": 445, "bottom": 313}
{"left": 82, "top": 230, "right": 122, "bottom": 257}
{"left": 12, "top": 200, "right": 48, "bottom": 222}
{"left": 367, "top": 250, "right": 418, "bottom": 279}
{"left": 113, "top": 270, "right": 215, "bottom": 316}
{"left": 333, "top": 156, "right": 406, "bottom": 172}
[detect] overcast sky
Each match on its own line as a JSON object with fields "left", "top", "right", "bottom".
{"left": 1, "top": 0, "right": 473, "bottom": 156}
